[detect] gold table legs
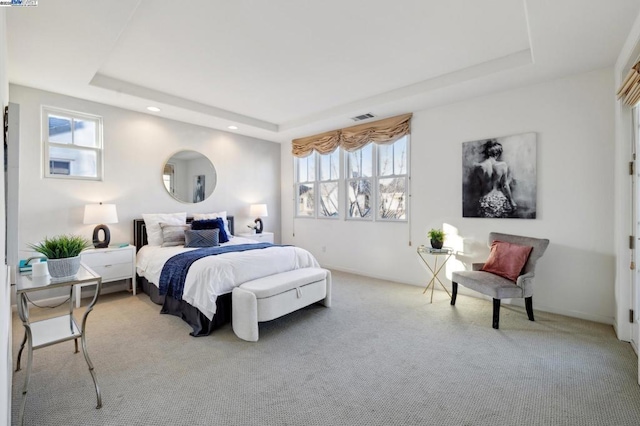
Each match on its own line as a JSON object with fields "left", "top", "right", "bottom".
{"left": 418, "top": 251, "right": 453, "bottom": 303}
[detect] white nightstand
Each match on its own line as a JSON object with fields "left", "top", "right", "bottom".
{"left": 76, "top": 245, "right": 136, "bottom": 307}
{"left": 237, "top": 232, "right": 274, "bottom": 244}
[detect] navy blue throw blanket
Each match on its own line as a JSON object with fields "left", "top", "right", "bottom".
{"left": 159, "top": 243, "right": 274, "bottom": 300}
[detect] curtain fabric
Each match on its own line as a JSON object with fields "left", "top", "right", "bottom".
{"left": 617, "top": 61, "right": 640, "bottom": 106}
{"left": 291, "top": 130, "right": 340, "bottom": 158}
{"left": 291, "top": 113, "right": 412, "bottom": 157}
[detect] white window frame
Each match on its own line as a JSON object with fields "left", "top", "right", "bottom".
{"left": 346, "top": 136, "right": 410, "bottom": 222}
{"left": 317, "top": 150, "right": 340, "bottom": 219}
{"left": 42, "top": 106, "right": 104, "bottom": 181}
{"left": 295, "top": 152, "right": 317, "bottom": 218}
{"left": 346, "top": 144, "right": 374, "bottom": 221}
{"left": 376, "top": 136, "right": 410, "bottom": 222}
{"left": 294, "top": 135, "right": 409, "bottom": 222}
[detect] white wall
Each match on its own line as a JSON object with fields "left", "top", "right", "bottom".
{"left": 614, "top": 10, "right": 640, "bottom": 347}
{"left": 283, "top": 68, "right": 616, "bottom": 324}
{"left": 10, "top": 84, "right": 281, "bottom": 299}
{"left": 0, "top": 9, "right": 11, "bottom": 426}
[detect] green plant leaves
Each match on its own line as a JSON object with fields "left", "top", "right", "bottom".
{"left": 427, "top": 228, "right": 445, "bottom": 241}
{"left": 28, "top": 235, "right": 91, "bottom": 259}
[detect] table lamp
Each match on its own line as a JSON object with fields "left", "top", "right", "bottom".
{"left": 83, "top": 203, "right": 118, "bottom": 248}
{"left": 250, "top": 204, "right": 268, "bottom": 234}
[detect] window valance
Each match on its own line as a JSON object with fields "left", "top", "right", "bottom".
{"left": 617, "top": 61, "right": 640, "bottom": 106}
{"left": 292, "top": 113, "right": 412, "bottom": 158}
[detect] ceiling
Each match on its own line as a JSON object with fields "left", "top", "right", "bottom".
{"left": 6, "top": 0, "right": 640, "bottom": 143}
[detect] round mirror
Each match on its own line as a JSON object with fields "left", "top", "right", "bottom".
{"left": 162, "top": 150, "right": 217, "bottom": 203}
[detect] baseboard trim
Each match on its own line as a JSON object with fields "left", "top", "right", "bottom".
{"left": 322, "top": 263, "right": 615, "bottom": 325}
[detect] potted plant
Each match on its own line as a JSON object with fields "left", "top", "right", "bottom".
{"left": 28, "top": 235, "right": 91, "bottom": 278}
{"left": 427, "top": 228, "right": 445, "bottom": 250}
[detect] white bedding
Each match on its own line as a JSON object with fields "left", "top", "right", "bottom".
{"left": 136, "top": 237, "right": 320, "bottom": 320}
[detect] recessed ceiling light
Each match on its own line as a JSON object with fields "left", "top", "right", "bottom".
{"left": 228, "top": 125, "right": 238, "bottom": 130}
{"left": 147, "top": 106, "right": 161, "bottom": 112}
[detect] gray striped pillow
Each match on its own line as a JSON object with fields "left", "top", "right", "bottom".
{"left": 185, "top": 229, "right": 220, "bottom": 248}
{"left": 160, "top": 223, "right": 190, "bottom": 247}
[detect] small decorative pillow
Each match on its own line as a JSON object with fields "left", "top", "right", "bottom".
{"left": 159, "top": 223, "right": 190, "bottom": 247}
{"left": 481, "top": 240, "right": 533, "bottom": 282}
{"left": 191, "top": 218, "right": 229, "bottom": 243}
{"left": 193, "top": 211, "right": 232, "bottom": 238}
{"left": 185, "top": 229, "right": 220, "bottom": 248}
{"left": 142, "top": 212, "right": 187, "bottom": 246}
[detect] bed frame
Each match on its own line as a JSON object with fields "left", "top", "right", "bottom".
{"left": 133, "top": 216, "right": 235, "bottom": 336}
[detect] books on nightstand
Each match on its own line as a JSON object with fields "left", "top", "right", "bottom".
{"left": 18, "top": 257, "right": 47, "bottom": 273}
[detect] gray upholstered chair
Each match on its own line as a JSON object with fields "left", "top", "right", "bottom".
{"left": 451, "top": 232, "right": 549, "bottom": 329}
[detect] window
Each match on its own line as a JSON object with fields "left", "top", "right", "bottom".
{"left": 296, "top": 152, "right": 316, "bottom": 217}
{"left": 295, "top": 135, "right": 409, "bottom": 221}
{"left": 347, "top": 144, "right": 373, "bottom": 219}
{"left": 43, "top": 106, "right": 103, "bottom": 180}
{"left": 319, "top": 150, "right": 339, "bottom": 217}
{"left": 377, "top": 136, "right": 408, "bottom": 220}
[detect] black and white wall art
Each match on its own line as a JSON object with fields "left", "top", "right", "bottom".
{"left": 462, "top": 132, "right": 536, "bottom": 219}
{"left": 193, "top": 175, "right": 205, "bottom": 203}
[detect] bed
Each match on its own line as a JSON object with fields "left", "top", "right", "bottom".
{"left": 133, "top": 216, "right": 321, "bottom": 336}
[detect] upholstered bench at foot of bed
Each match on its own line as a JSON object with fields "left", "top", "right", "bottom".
{"left": 232, "top": 267, "right": 331, "bottom": 342}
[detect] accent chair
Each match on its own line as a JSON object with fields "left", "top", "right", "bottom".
{"left": 451, "top": 232, "right": 549, "bottom": 329}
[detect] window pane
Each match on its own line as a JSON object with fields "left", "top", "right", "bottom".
{"left": 48, "top": 115, "right": 72, "bottom": 144}
{"left": 298, "top": 154, "right": 316, "bottom": 182}
{"left": 49, "top": 160, "right": 70, "bottom": 175}
{"left": 73, "top": 119, "right": 98, "bottom": 147}
{"left": 319, "top": 182, "right": 339, "bottom": 217}
{"left": 320, "top": 150, "right": 339, "bottom": 181}
{"left": 379, "top": 144, "right": 393, "bottom": 176}
{"left": 394, "top": 136, "right": 407, "bottom": 175}
{"left": 347, "top": 179, "right": 372, "bottom": 218}
{"left": 49, "top": 147, "right": 98, "bottom": 178}
{"left": 379, "top": 136, "right": 407, "bottom": 176}
{"left": 297, "top": 183, "right": 314, "bottom": 216}
{"left": 297, "top": 158, "right": 308, "bottom": 183}
{"left": 307, "top": 154, "right": 316, "bottom": 181}
{"left": 379, "top": 177, "right": 406, "bottom": 219}
{"left": 347, "top": 144, "right": 372, "bottom": 178}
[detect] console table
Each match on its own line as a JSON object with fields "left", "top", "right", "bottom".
{"left": 15, "top": 264, "right": 102, "bottom": 425}
{"left": 416, "top": 246, "right": 455, "bottom": 303}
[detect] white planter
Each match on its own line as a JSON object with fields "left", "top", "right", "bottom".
{"left": 47, "top": 256, "right": 81, "bottom": 278}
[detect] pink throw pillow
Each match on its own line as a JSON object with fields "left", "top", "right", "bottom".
{"left": 481, "top": 241, "right": 533, "bottom": 282}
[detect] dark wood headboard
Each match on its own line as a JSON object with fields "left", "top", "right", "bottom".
{"left": 133, "top": 216, "right": 235, "bottom": 252}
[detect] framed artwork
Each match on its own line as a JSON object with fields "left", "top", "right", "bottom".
{"left": 193, "top": 175, "right": 205, "bottom": 203}
{"left": 462, "top": 132, "right": 536, "bottom": 219}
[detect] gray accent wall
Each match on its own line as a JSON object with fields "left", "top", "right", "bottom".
{"left": 10, "top": 84, "right": 281, "bottom": 297}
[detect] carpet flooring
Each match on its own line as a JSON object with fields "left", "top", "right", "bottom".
{"left": 10, "top": 270, "right": 640, "bottom": 425}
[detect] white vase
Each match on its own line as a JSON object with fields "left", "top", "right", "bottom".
{"left": 47, "top": 256, "right": 81, "bottom": 279}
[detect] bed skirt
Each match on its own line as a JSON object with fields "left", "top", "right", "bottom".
{"left": 138, "top": 275, "right": 232, "bottom": 337}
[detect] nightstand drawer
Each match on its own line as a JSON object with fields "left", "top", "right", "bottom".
{"left": 90, "top": 263, "right": 133, "bottom": 282}
{"left": 76, "top": 245, "right": 136, "bottom": 307}
{"left": 82, "top": 249, "right": 132, "bottom": 267}
{"left": 238, "top": 232, "right": 274, "bottom": 244}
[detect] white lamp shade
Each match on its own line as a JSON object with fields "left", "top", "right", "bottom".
{"left": 83, "top": 203, "right": 118, "bottom": 225}
{"left": 250, "top": 204, "right": 268, "bottom": 217}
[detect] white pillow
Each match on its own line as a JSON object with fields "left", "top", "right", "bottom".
{"left": 142, "top": 212, "right": 187, "bottom": 246}
{"left": 193, "top": 211, "right": 232, "bottom": 237}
